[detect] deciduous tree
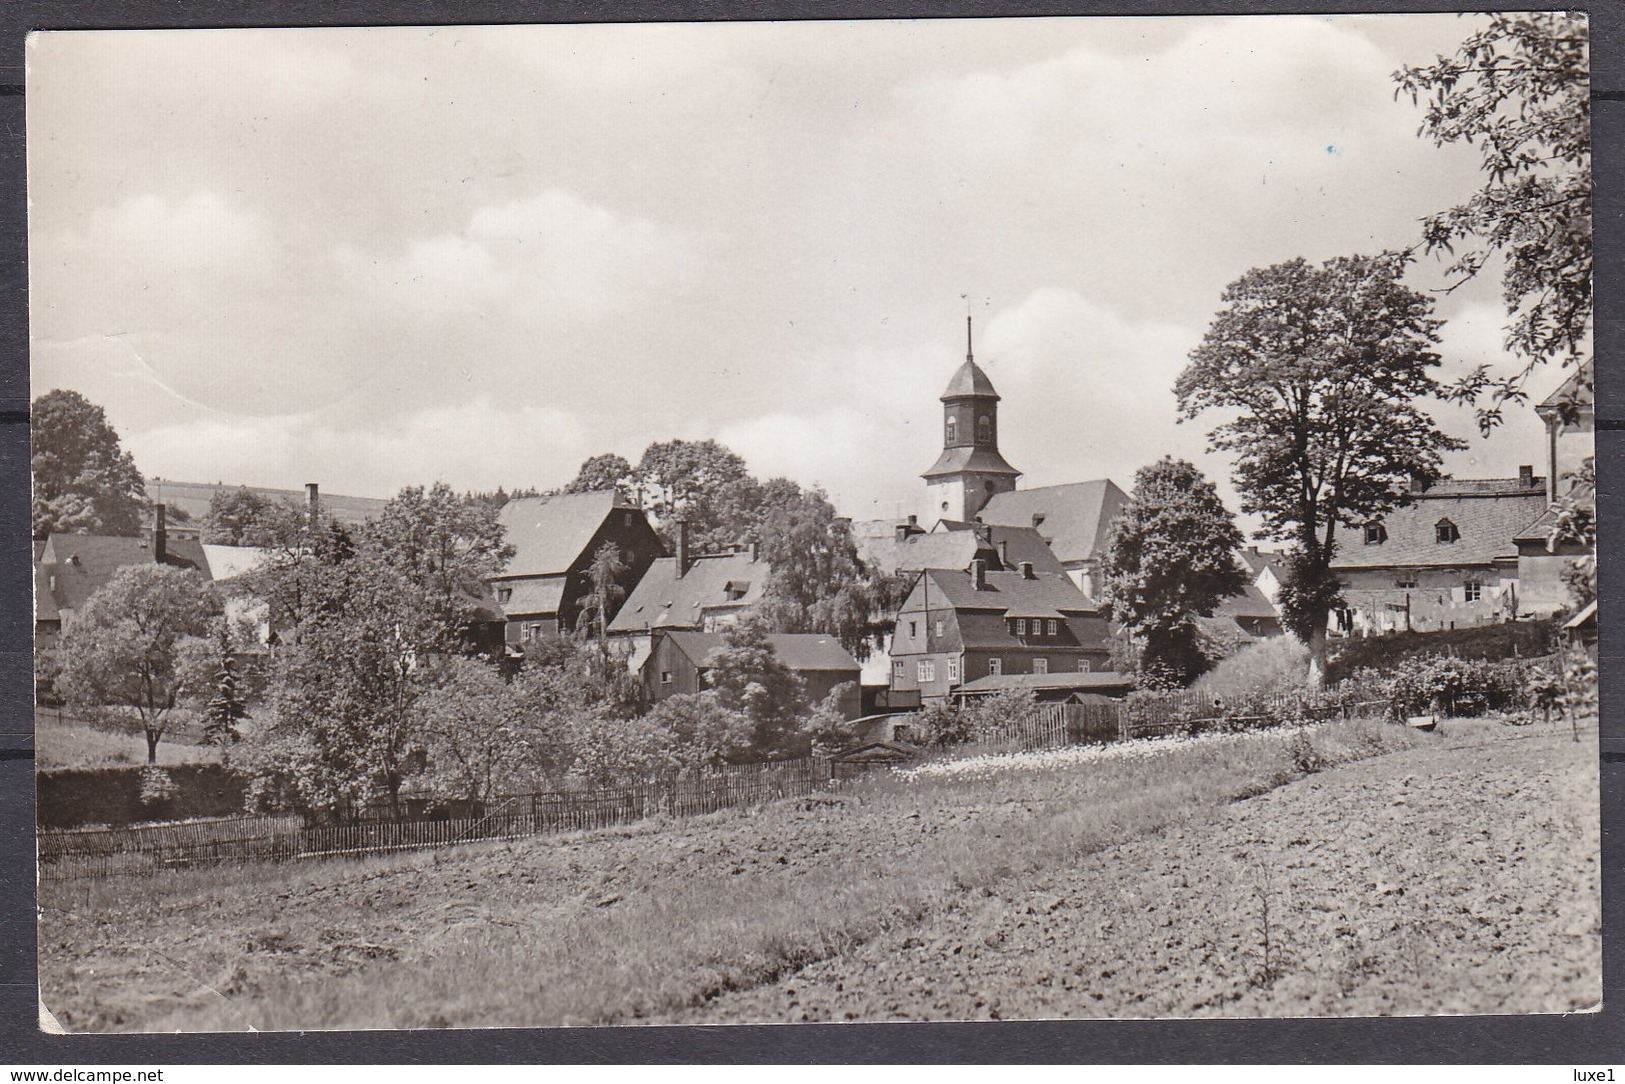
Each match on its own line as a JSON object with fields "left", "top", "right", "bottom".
{"left": 1395, "top": 12, "right": 1591, "bottom": 429}
{"left": 703, "top": 625, "right": 807, "bottom": 756}
{"left": 1177, "top": 253, "right": 1465, "bottom": 686}
{"left": 55, "top": 563, "right": 222, "bottom": 762}
{"left": 563, "top": 453, "right": 637, "bottom": 499}
{"left": 201, "top": 487, "right": 306, "bottom": 548}
{"left": 31, "top": 389, "right": 148, "bottom": 539}
{"left": 1102, "top": 458, "right": 1247, "bottom": 687}
{"left": 752, "top": 484, "right": 882, "bottom": 660}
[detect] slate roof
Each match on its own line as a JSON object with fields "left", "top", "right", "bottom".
{"left": 921, "top": 445, "right": 1023, "bottom": 479}
{"left": 607, "top": 551, "right": 768, "bottom": 634}
{"left": 1238, "top": 548, "right": 1285, "bottom": 579}
{"left": 1213, "top": 583, "right": 1280, "bottom": 621}
{"left": 145, "top": 480, "right": 384, "bottom": 526}
{"left": 940, "top": 358, "right": 1000, "bottom": 400}
{"left": 497, "top": 490, "right": 628, "bottom": 579}
{"left": 38, "top": 533, "right": 211, "bottom": 617}
{"left": 498, "top": 577, "right": 567, "bottom": 618}
{"left": 1514, "top": 482, "right": 1593, "bottom": 544}
{"left": 975, "top": 480, "right": 1130, "bottom": 567}
{"left": 921, "top": 567, "right": 1100, "bottom": 614}
{"left": 660, "top": 629, "right": 860, "bottom": 674}
{"left": 958, "top": 671, "right": 1134, "bottom": 695}
{"left": 1334, "top": 479, "right": 1549, "bottom": 570}
{"left": 855, "top": 530, "right": 993, "bottom": 577}
{"left": 934, "top": 522, "right": 1065, "bottom": 575}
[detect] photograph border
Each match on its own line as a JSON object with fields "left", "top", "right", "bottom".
{"left": 0, "top": 0, "right": 1618, "bottom": 1064}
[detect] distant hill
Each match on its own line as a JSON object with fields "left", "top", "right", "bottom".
{"left": 146, "top": 480, "right": 388, "bottom": 527}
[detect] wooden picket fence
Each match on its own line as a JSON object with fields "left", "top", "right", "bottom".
{"left": 38, "top": 757, "right": 833, "bottom": 879}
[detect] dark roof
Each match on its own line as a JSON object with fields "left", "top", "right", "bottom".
{"left": 1238, "top": 548, "right": 1285, "bottom": 579}
{"left": 940, "top": 523, "right": 1065, "bottom": 575}
{"left": 921, "top": 444, "right": 1023, "bottom": 480}
{"left": 958, "top": 671, "right": 1134, "bottom": 695}
{"left": 1514, "top": 482, "right": 1593, "bottom": 544}
{"left": 146, "top": 480, "right": 384, "bottom": 526}
{"left": 921, "top": 567, "right": 1099, "bottom": 614}
{"left": 832, "top": 740, "right": 920, "bottom": 763}
{"left": 854, "top": 530, "right": 992, "bottom": 577}
{"left": 941, "top": 358, "right": 1000, "bottom": 400}
{"left": 1213, "top": 582, "right": 1280, "bottom": 621}
{"left": 658, "top": 630, "right": 860, "bottom": 674}
{"left": 34, "top": 562, "right": 58, "bottom": 623}
{"left": 497, "top": 490, "right": 632, "bottom": 579}
{"left": 1334, "top": 482, "right": 1550, "bottom": 569}
{"left": 608, "top": 551, "right": 767, "bottom": 633}
{"left": 38, "top": 533, "right": 211, "bottom": 616}
{"left": 498, "top": 577, "right": 566, "bottom": 618}
{"left": 976, "top": 480, "right": 1129, "bottom": 567}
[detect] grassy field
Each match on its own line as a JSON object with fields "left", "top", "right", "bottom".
{"left": 34, "top": 708, "right": 223, "bottom": 770}
{"left": 37, "top": 716, "right": 1599, "bottom": 1031}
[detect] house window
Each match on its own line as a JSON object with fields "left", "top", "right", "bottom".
{"left": 1014, "top": 618, "right": 1027, "bottom": 636}
{"left": 935, "top": 619, "right": 945, "bottom": 639}
{"left": 1034, "top": 658, "right": 1049, "bottom": 675}
{"left": 947, "top": 658, "right": 960, "bottom": 683}
{"left": 946, "top": 416, "right": 957, "bottom": 443}
{"left": 1078, "top": 658, "right": 1092, "bottom": 673}
{"left": 497, "top": 586, "right": 513, "bottom": 604}
{"left": 917, "top": 659, "right": 936, "bottom": 683}
{"left": 1396, "top": 575, "right": 1418, "bottom": 589}
{"left": 1436, "top": 519, "right": 1460, "bottom": 544}
{"left": 1046, "top": 619, "right": 1058, "bottom": 637}
{"left": 988, "top": 657, "right": 1003, "bottom": 676}
{"left": 660, "top": 670, "right": 673, "bottom": 685}
{"left": 977, "top": 415, "right": 992, "bottom": 443}
{"left": 1464, "top": 581, "right": 1483, "bottom": 603}
{"left": 908, "top": 621, "right": 918, "bottom": 639}
{"left": 1364, "top": 522, "right": 1387, "bottom": 545}
{"left": 525, "top": 623, "right": 544, "bottom": 643}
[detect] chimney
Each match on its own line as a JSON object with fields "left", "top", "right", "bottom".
{"left": 153, "top": 503, "right": 167, "bottom": 564}
{"left": 970, "top": 558, "right": 987, "bottom": 590}
{"left": 750, "top": 539, "right": 761, "bottom": 563}
{"left": 675, "top": 518, "right": 692, "bottom": 578}
{"left": 907, "top": 514, "right": 918, "bottom": 528}
{"left": 1019, "top": 560, "right": 1035, "bottom": 580}
{"left": 1519, "top": 464, "right": 1535, "bottom": 488}
{"left": 997, "top": 539, "right": 1010, "bottom": 569}
{"left": 1409, "top": 471, "right": 1430, "bottom": 494}
{"left": 305, "top": 482, "right": 320, "bottom": 530}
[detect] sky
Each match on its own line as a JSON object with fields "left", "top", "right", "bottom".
{"left": 26, "top": 15, "right": 1572, "bottom": 530}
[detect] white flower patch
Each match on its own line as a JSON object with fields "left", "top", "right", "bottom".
{"left": 896, "top": 721, "right": 1333, "bottom": 782}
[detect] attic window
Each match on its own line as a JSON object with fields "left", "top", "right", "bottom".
{"left": 724, "top": 580, "right": 751, "bottom": 601}
{"left": 1364, "top": 522, "right": 1387, "bottom": 545}
{"left": 1435, "top": 519, "right": 1460, "bottom": 544}
{"left": 1031, "top": 513, "right": 1045, "bottom": 529}
{"left": 497, "top": 587, "right": 513, "bottom": 604}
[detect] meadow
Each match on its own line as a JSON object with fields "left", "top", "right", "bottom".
{"left": 37, "top": 715, "right": 1599, "bottom": 1031}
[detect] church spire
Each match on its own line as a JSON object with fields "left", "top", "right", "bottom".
{"left": 966, "top": 313, "right": 974, "bottom": 364}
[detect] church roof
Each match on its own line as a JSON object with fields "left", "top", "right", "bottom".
{"left": 941, "top": 359, "right": 1000, "bottom": 401}
{"left": 921, "top": 445, "right": 1023, "bottom": 480}
{"left": 976, "top": 480, "right": 1130, "bottom": 567}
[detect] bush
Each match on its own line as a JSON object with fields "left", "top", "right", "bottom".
{"left": 1386, "top": 654, "right": 1530, "bottom": 718}
{"left": 1190, "top": 636, "right": 1310, "bottom": 699}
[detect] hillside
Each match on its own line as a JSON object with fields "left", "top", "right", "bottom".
{"left": 38, "top": 718, "right": 1598, "bottom": 1031}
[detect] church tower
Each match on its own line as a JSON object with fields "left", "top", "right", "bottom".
{"left": 922, "top": 317, "right": 1021, "bottom": 523}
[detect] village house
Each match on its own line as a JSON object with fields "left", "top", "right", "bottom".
{"left": 1332, "top": 471, "right": 1550, "bottom": 635}
{"left": 888, "top": 558, "right": 1115, "bottom": 702}
{"left": 491, "top": 490, "right": 665, "bottom": 650}
{"left": 642, "top": 629, "right": 863, "bottom": 719}
{"left": 972, "top": 480, "right": 1131, "bottom": 599}
{"left": 1238, "top": 546, "right": 1285, "bottom": 607}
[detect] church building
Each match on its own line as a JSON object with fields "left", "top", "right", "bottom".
{"left": 920, "top": 318, "right": 1023, "bottom": 523}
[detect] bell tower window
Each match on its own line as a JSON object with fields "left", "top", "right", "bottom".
{"left": 977, "top": 415, "right": 992, "bottom": 444}
{"left": 945, "top": 416, "right": 957, "bottom": 444}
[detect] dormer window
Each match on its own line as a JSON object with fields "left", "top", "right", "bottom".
{"left": 1435, "top": 519, "right": 1460, "bottom": 544}
{"left": 945, "top": 416, "right": 957, "bottom": 444}
{"left": 1364, "top": 522, "right": 1387, "bottom": 545}
{"left": 977, "top": 415, "right": 993, "bottom": 444}
{"left": 497, "top": 587, "right": 513, "bottom": 604}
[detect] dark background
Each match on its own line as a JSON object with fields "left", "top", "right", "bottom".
{"left": 0, "top": 0, "right": 1618, "bottom": 1064}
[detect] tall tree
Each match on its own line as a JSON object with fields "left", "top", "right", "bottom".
{"left": 364, "top": 482, "right": 514, "bottom": 647}
{"left": 54, "top": 563, "right": 222, "bottom": 762}
{"left": 577, "top": 541, "right": 628, "bottom": 656}
{"left": 1176, "top": 253, "right": 1465, "bottom": 686}
{"left": 563, "top": 453, "right": 637, "bottom": 499}
{"left": 201, "top": 486, "right": 306, "bottom": 548}
{"left": 703, "top": 625, "right": 807, "bottom": 757}
{"left": 635, "top": 439, "right": 754, "bottom": 550}
{"left": 1395, "top": 12, "right": 1590, "bottom": 429}
{"left": 31, "top": 389, "right": 148, "bottom": 539}
{"left": 751, "top": 484, "right": 881, "bottom": 660}
{"left": 1101, "top": 458, "right": 1248, "bottom": 688}
{"left": 200, "top": 620, "right": 248, "bottom": 745}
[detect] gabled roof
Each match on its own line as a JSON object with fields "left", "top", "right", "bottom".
{"left": 39, "top": 533, "right": 211, "bottom": 615}
{"left": 934, "top": 522, "right": 1066, "bottom": 575}
{"left": 1536, "top": 361, "right": 1594, "bottom": 416}
{"left": 854, "top": 530, "right": 993, "bottom": 577}
{"left": 657, "top": 629, "right": 860, "bottom": 674}
{"left": 921, "top": 445, "right": 1023, "bottom": 479}
{"left": 920, "top": 567, "right": 1099, "bottom": 614}
{"left": 975, "top": 480, "right": 1130, "bottom": 567}
{"left": 1514, "top": 482, "right": 1594, "bottom": 544}
{"left": 941, "top": 358, "right": 1000, "bottom": 400}
{"left": 200, "top": 544, "right": 274, "bottom": 582}
{"left": 497, "top": 490, "right": 630, "bottom": 579}
{"left": 1238, "top": 548, "right": 1285, "bottom": 579}
{"left": 1213, "top": 582, "right": 1280, "bottom": 621}
{"left": 1334, "top": 480, "right": 1550, "bottom": 569}
{"left": 146, "top": 480, "right": 385, "bottom": 526}
{"left": 608, "top": 551, "right": 767, "bottom": 633}
{"left": 499, "top": 577, "right": 567, "bottom": 618}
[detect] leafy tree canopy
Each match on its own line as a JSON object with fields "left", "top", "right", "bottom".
{"left": 1102, "top": 458, "right": 1247, "bottom": 687}
{"left": 703, "top": 624, "right": 807, "bottom": 757}
{"left": 31, "top": 389, "right": 148, "bottom": 539}
{"left": 201, "top": 486, "right": 306, "bottom": 548}
{"left": 1177, "top": 252, "right": 1465, "bottom": 684}
{"left": 1395, "top": 12, "right": 1590, "bottom": 430}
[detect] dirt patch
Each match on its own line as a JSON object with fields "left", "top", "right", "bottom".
{"left": 668, "top": 723, "right": 1599, "bottom": 1022}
